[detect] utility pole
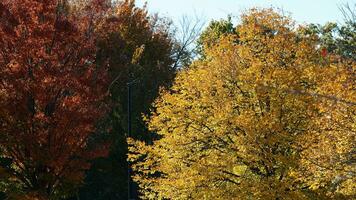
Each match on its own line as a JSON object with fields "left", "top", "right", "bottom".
{"left": 127, "top": 81, "right": 136, "bottom": 200}
{"left": 127, "top": 81, "right": 132, "bottom": 200}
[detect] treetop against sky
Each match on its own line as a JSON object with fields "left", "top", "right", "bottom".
{"left": 137, "top": 0, "right": 354, "bottom": 25}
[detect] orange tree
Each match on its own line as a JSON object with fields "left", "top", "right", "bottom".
{"left": 129, "top": 9, "right": 355, "bottom": 200}
{"left": 0, "top": 0, "right": 109, "bottom": 199}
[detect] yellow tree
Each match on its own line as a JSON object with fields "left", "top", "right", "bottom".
{"left": 129, "top": 9, "right": 355, "bottom": 200}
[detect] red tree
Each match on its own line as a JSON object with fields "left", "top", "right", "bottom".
{"left": 0, "top": 0, "right": 109, "bottom": 198}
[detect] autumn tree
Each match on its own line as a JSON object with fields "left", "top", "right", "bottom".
{"left": 0, "top": 0, "right": 109, "bottom": 199}
{"left": 129, "top": 9, "right": 355, "bottom": 199}
{"left": 64, "top": 0, "right": 178, "bottom": 199}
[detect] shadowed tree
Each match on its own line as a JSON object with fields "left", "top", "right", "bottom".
{"left": 66, "top": 1, "right": 178, "bottom": 199}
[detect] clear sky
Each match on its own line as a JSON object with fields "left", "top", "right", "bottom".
{"left": 136, "top": 0, "right": 355, "bottom": 25}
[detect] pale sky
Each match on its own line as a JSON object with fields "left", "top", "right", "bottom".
{"left": 136, "top": 0, "right": 355, "bottom": 25}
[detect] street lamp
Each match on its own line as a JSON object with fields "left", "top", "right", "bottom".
{"left": 127, "top": 79, "right": 139, "bottom": 200}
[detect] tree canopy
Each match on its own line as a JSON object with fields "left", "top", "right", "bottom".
{"left": 0, "top": 0, "right": 109, "bottom": 199}
{"left": 129, "top": 8, "right": 355, "bottom": 200}
{"left": 0, "top": 1, "right": 355, "bottom": 199}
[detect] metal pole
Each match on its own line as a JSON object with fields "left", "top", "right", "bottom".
{"left": 127, "top": 82, "right": 132, "bottom": 200}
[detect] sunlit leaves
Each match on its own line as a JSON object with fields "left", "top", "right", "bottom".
{"left": 130, "top": 8, "right": 355, "bottom": 200}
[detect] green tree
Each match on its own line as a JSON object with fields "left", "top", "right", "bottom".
{"left": 299, "top": 3, "right": 356, "bottom": 61}
{"left": 196, "top": 16, "right": 235, "bottom": 58}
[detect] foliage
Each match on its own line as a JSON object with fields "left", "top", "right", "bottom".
{"left": 0, "top": 0, "right": 109, "bottom": 199}
{"left": 129, "top": 8, "right": 356, "bottom": 200}
{"left": 69, "top": 0, "right": 177, "bottom": 199}
{"left": 299, "top": 3, "right": 356, "bottom": 61}
{"left": 196, "top": 15, "right": 235, "bottom": 58}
